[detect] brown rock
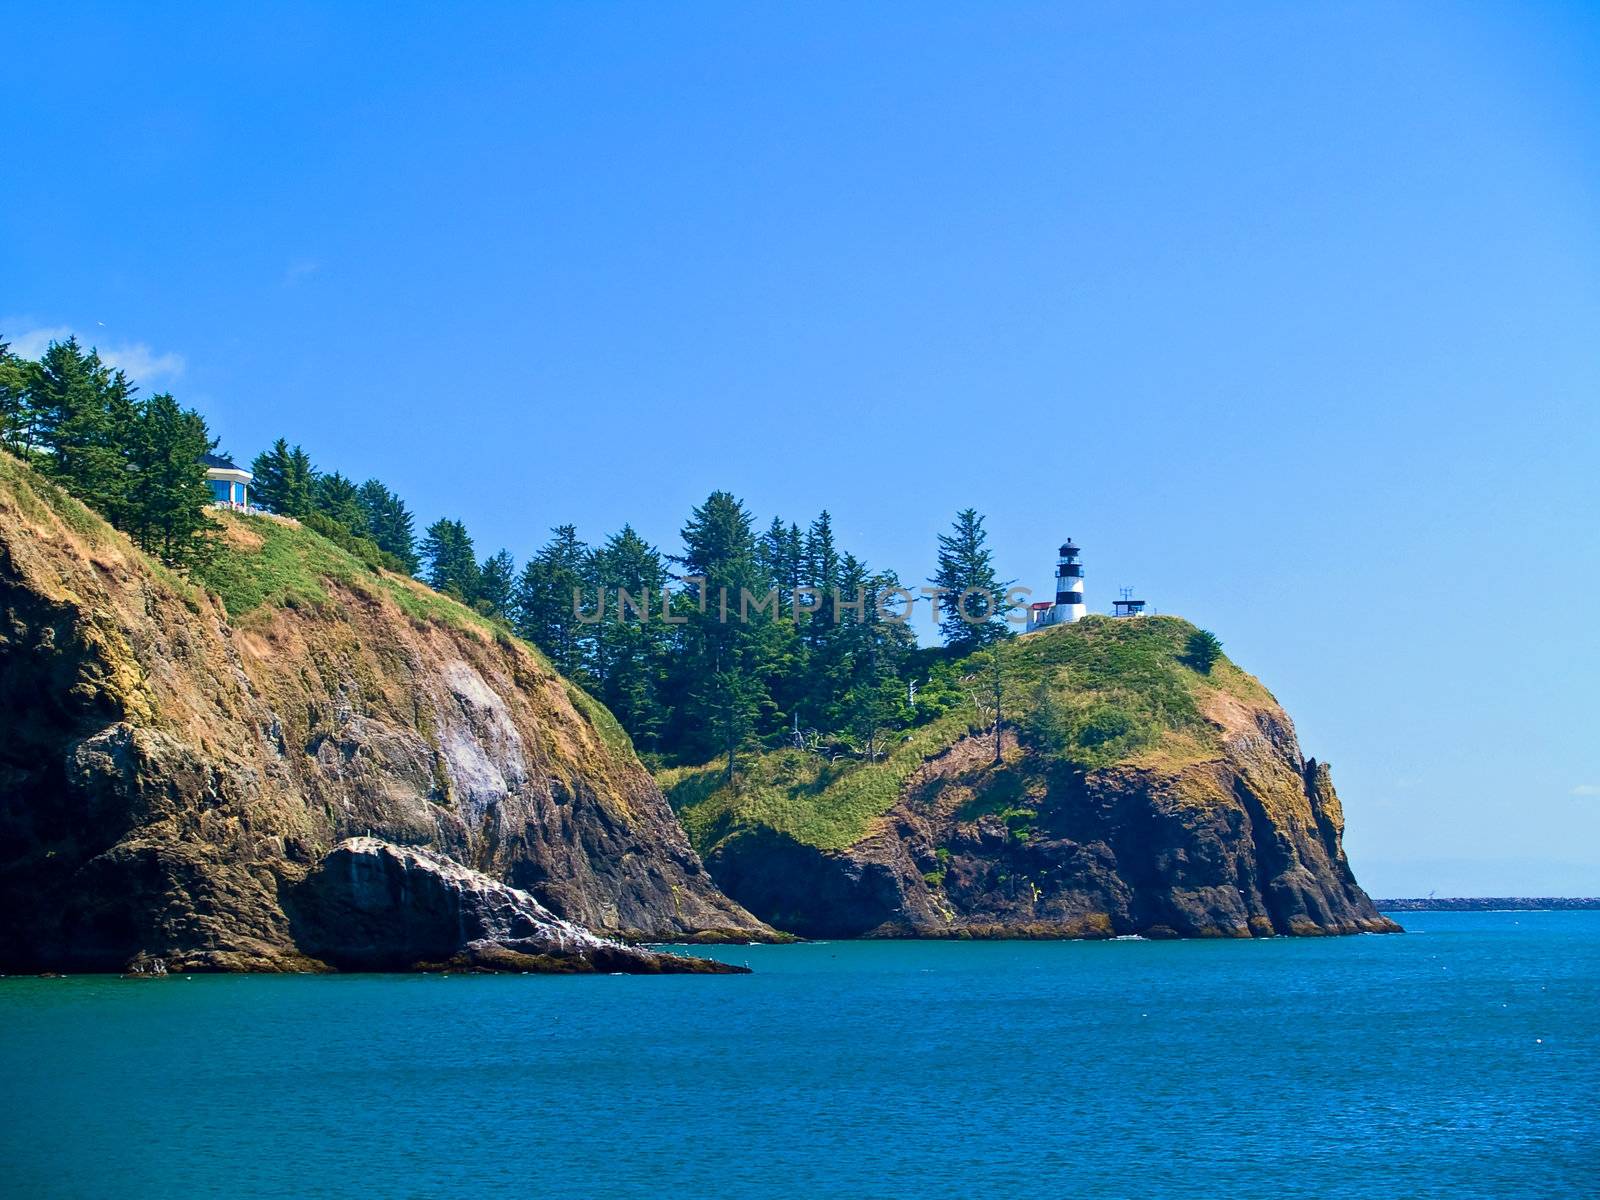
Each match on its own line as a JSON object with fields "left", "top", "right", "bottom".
{"left": 0, "top": 454, "right": 768, "bottom": 972}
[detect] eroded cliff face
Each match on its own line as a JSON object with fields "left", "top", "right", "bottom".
{"left": 688, "top": 636, "right": 1399, "bottom": 940}
{"left": 0, "top": 456, "right": 766, "bottom": 972}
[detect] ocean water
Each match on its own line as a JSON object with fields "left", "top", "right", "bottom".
{"left": 1, "top": 911, "right": 1595, "bottom": 1199}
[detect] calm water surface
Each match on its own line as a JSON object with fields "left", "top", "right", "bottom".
{"left": 1, "top": 911, "right": 1595, "bottom": 1198}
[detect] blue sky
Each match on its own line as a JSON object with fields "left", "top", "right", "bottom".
{"left": 5, "top": 3, "right": 1598, "bottom": 896}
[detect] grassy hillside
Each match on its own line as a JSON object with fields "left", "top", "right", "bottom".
{"left": 0, "top": 452, "right": 639, "bottom": 766}
{"left": 198, "top": 511, "right": 491, "bottom": 630}
{"left": 195, "top": 510, "right": 639, "bottom": 762}
{"left": 662, "top": 615, "right": 1277, "bottom": 854}
{"left": 0, "top": 451, "right": 204, "bottom": 605}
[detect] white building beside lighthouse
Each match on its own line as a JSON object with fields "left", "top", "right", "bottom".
{"left": 1025, "top": 539, "right": 1086, "bottom": 632}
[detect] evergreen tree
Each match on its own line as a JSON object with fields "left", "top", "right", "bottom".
{"left": 830, "top": 564, "right": 915, "bottom": 755}
{"left": 786, "top": 522, "right": 806, "bottom": 590}
{"left": 757, "top": 516, "right": 789, "bottom": 590}
{"left": 283, "top": 445, "right": 318, "bottom": 517}
{"left": 1186, "top": 629, "right": 1224, "bottom": 673}
{"left": 931, "top": 507, "right": 1014, "bottom": 650}
{"left": 313, "top": 471, "right": 368, "bottom": 535}
{"left": 28, "top": 336, "right": 98, "bottom": 456}
{"left": 250, "top": 439, "right": 317, "bottom": 517}
{"left": 802, "top": 549, "right": 860, "bottom": 727}
{"left": 1024, "top": 673, "right": 1072, "bottom": 754}
{"left": 665, "top": 491, "right": 781, "bottom": 769}
{"left": 805, "top": 510, "right": 842, "bottom": 637}
{"left": 125, "top": 394, "right": 217, "bottom": 568}
{"left": 29, "top": 337, "right": 134, "bottom": 523}
{"left": 249, "top": 439, "right": 290, "bottom": 512}
{"left": 511, "top": 525, "right": 591, "bottom": 679}
{"left": 588, "top": 525, "right": 669, "bottom": 751}
{"left": 700, "top": 664, "right": 763, "bottom": 783}
{"left": 476, "top": 549, "right": 516, "bottom": 617}
{"left": 0, "top": 335, "right": 37, "bottom": 456}
{"left": 840, "top": 668, "right": 906, "bottom": 763}
{"left": 421, "top": 518, "right": 479, "bottom": 599}
{"left": 357, "top": 479, "right": 418, "bottom": 573}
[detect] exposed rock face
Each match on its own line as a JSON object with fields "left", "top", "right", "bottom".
{"left": 701, "top": 698, "right": 1399, "bottom": 940}
{"left": 0, "top": 456, "right": 766, "bottom": 972}
{"left": 288, "top": 839, "right": 745, "bottom": 973}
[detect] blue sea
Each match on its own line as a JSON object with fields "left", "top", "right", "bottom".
{"left": 1, "top": 911, "right": 1596, "bottom": 1199}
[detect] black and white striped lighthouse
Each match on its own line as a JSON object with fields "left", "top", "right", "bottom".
{"left": 1052, "top": 539, "right": 1085, "bottom": 624}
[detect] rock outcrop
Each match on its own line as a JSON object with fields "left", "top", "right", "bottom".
{"left": 0, "top": 453, "right": 767, "bottom": 972}
{"left": 286, "top": 838, "right": 744, "bottom": 973}
{"left": 674, "top": 616, "right": 1401, "bottom": 940}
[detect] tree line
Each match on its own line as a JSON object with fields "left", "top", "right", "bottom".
{"left": 247, "top": 437, "right": 420, "bottom": 576}
{"left": 405, "top": 494, "right": 1018, "bottom": 775}
{"left": 2, "top": 332, "right": 1021, "bottom": 775}
{"left": 1, "top": 334, "right": 217, "bottom": 567}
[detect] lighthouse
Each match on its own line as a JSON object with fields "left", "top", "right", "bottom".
{"left": 1026, "top": 539, "right": 1086, "bottom": 631}
{"left": 1053, "top": 539, "right": 1086, "bottom": 624}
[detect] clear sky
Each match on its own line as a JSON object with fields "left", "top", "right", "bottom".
{"left": 5, "top": 3, "right": 1597, "bottom": 896}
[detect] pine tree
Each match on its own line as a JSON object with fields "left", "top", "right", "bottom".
{"left": 1024, "top": 673, "right": 1072, "bottom": 754}
{"left": 313, "top": 471, "right": 368, "bottom": 535}
{"left": 357, "top": 479, "right": 418, "bottom": 572}
{"left": 0, "top": 334, "right": 37, "bottom": 456}
{"left": 283, "top": 446, "right": 318, "bottom": 517}
{"left": 1186, "top": 629, "right": 1223, "bottom": 673}
{"left": 828, "top": 563, "right": 915, "bottom": 754}
{"left": 805, "top": 510, "right": 842, "bottom": 635}
{"left": 665, "top": 492, "right": 780, "bottom": 768}
{"left": 477, "top": 549, "right": 516, "bottom": 617}
{"left": 701, "top": 664, "right": 762, "bottom": 783}
{"left": 28, "top": 336, "right": 97, "bottom": 457}
{"left": 421, "top": 518, "right": 479, "bottom": 599}
{"left": 511, "top": 525, "right": 592, "bottom": 679}
{"left": 250, "top": 439, "right": 318, "bottom": 518}
{"left": 29, "top": 337, "right": 134, "bottom": 523}
{"left": 757, "top": 516, "right": 790, "bottom": 591}
{"left": 932, "top": 508, "right": 1014, "bottom": 650}
{"left": 126, "top": 394, "right": 217, "bottom": 568}
{"left": 249, "top": 439, "right": 291, "bottom": 512}
{"left": 589, "top": 525, "right": 669, "bottom": 750}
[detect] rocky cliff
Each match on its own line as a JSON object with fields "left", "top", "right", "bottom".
{"left": 0, "top": 453, "right": 767, "bottom": 972}
{"left": 284, "top": 838, "right": 743, "bottom": 974}
{"left": 667, "top": 615, "right": 1399, "bottom": 940}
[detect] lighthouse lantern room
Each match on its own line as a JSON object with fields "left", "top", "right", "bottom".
{"left": 1025, "top": 539, "right": 1086, "bottom": 632}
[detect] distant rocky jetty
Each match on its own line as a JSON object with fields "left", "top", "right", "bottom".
{"left": 1375, "top": 897, "right": 1599, "bottom": 912}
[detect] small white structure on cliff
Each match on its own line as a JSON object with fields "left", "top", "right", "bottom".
{"left": 202, "top": 452, "right": 252, "bottom": 510}
{"left": 1025, "top": 539, "right": 1086, "bottom": 632}
{"left": 1113, "top": 588, "right": 1148, "bottom": 618}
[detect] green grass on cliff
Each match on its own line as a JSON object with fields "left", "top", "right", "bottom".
{"left": 0, "top": 450, "right": 202, "bottom": 603}
{"left": 663, "top": 615, "right": 1275, "bottom": 854}
{"left": 196, "top": 514, "right": 363, "bottom": 615}
{"left": 196, "top": 511, "right": 507, "bottom": 637}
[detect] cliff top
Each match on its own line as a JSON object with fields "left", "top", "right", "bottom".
{"left": 663, "top": 615, "right": 1285, "bottom": 854}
